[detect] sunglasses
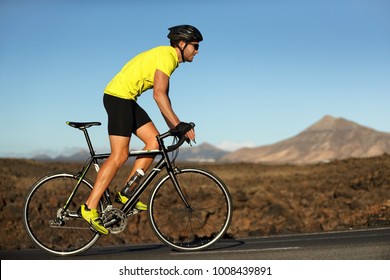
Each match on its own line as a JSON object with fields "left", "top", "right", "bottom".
{"left": 189, "top": 43, "right": 199, "bottom": 51}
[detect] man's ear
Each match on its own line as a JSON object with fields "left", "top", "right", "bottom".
{"left": 178, "top": 40, "right": 186, "bottom": 49}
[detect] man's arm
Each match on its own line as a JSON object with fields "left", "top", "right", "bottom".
{"left": 153, "top": 69, "right": 195, "bottom": 140}
{"left": 153, "top": 69, "right": 180, "bottom": 128}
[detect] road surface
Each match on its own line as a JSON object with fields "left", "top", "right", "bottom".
{"left": 1, "top": 227, "right": 389, "bottom": 260}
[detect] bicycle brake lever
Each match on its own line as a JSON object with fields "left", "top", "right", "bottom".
{"left": 186, "top": 138, "right": 196, "bottom": 146}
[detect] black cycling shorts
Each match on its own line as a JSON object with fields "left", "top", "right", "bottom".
{"left": 103, "top": 94, "right": 152, "bottom": 137}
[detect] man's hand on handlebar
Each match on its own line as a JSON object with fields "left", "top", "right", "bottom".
{"left": 172, "top": 122, "right": 196, "bottom": 143}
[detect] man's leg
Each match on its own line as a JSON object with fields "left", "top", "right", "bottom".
{"left": 125, "top": 121, "right": 160, "bottom": 183}
{"left": 114, "top": 122, "right": 159, "bottom": 210}
{"left": 86, "top": 135, "right": 130, "bottom": 209}
{"left": 80, "top": 135, "right": 130, "bottom": 235}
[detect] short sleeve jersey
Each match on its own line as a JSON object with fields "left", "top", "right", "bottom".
{"left": 104, "top": 46, "right": 179, "bottom": 100}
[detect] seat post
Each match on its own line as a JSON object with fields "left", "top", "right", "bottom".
{"left": 82, "top": 128, "right": 96, "bottom": 157}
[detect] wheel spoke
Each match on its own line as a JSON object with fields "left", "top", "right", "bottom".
{"left": 23, "top": 173, "right": 100, "bottom": 256}
{"left": 149, "top": 168, "right": 232, "bottom": 251}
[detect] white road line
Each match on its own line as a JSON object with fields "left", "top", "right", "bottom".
{"left": 171, "top": 247, "right": 301, "bottom": 255}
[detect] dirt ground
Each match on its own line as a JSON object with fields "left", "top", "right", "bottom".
{"left": 1, "top": 155, "right": 389, "bottom": 250}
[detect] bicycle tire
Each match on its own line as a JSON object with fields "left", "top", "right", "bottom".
{"left": 148, "top": 167, "right": 233, "bottom": 251}
{"left": 23, "top": 172, "right": 101, "bottom": 256}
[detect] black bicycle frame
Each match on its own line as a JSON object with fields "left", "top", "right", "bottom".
{"left": 121, "top": 135, "right": 193, "bottom": 213}
{"left": 63, "top": 129, "right": 192, "bottom": 216}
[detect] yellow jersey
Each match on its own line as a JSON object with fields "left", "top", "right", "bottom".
{"left": 104, "top": 46, "right": 179, "bottom": 100}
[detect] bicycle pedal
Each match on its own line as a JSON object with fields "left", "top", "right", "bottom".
{"left": 127, "top": 208, "right": 140, "bottom": 216}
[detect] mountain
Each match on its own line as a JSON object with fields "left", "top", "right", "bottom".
{"left": 33, "top": 142, "right": 228, "bottom": 163}
{"left": 175, "top": 142, "right": 229, "bottom": 162}
{"left": 33, "top": 149, "right": 91, "bottom": 162}
{"left": 220, "top": 115, "right": 390, "bottom": 164}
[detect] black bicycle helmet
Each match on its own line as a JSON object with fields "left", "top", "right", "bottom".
{"left": 167, "top": 25, "right": 203, "bottom": 43}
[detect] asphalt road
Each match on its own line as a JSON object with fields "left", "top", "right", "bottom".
{"left": 1, "top": 227, "right": 389, "bottom": 260}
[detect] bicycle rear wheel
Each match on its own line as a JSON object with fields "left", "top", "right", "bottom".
{"left": 23, "top": 172, "right": 101, "bottom": 256}
{"left": 148, "top": 167, "right": 232, "bottom": 251}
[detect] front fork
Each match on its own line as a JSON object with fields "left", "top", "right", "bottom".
{"left": 169, "top": 167, "right": 193, "bottom": 211}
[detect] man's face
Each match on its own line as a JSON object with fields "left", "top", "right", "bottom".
{"left": 180, "top": 41, "right": 199, "bottom": 62}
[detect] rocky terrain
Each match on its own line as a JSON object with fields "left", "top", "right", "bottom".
{"left": 1, "top": 155, "right": 389, "bottom": 251}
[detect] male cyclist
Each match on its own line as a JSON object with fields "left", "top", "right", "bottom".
{"left": 79, "top": 25, "right": 203, "bottom": 235}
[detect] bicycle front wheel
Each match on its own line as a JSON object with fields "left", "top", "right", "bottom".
{"left": 148, "top": 167, "right": 233, "bottom": 251}
{"left": 23, "top": 172, "right": 101, "bottom": 256}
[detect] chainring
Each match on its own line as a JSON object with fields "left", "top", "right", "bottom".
{"left": 102, "top": 207, "right": 127, "bottom": 234}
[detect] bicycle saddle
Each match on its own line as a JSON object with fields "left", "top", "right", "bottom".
{"left": 66, "top": 121, "right": 101, "bottom": 129}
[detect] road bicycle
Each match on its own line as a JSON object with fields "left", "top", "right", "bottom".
{"left": 23, "top": 121, "right": 233, "bottom": 256}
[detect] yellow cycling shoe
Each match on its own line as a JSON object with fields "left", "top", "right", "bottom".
{"left": 135, "top": 200, "right": 147, "bottom": 211}
{"left": 79, "top": 204, "right": 109, "bottom": 235}
{"left": 115, "top": 192, "right": 147, "bottom": 211}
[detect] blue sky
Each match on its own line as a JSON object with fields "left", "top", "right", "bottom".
{"left": 1, "top": 0, "right": 389, "bottom": 158}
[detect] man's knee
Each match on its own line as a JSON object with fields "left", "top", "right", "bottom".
{"left": 145, "top": 138, "right": 159, "bottom": 150}
{"left": 110, "top": 150, "right": 129, "bottom": 166}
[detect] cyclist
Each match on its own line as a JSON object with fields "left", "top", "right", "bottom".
{"left": 79, "top": 25, "right": 203, "bottom": 235}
